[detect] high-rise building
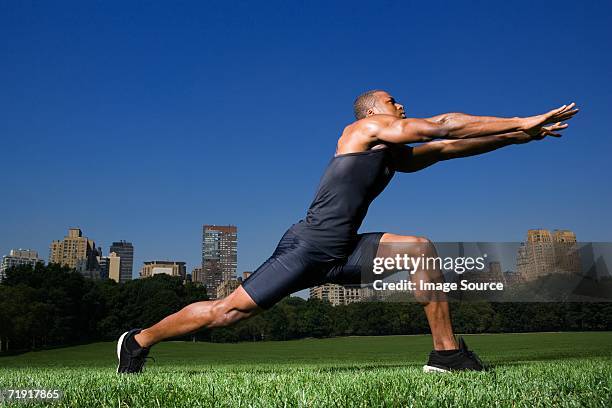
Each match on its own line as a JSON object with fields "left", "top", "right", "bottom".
{"left": 97, "top": 252, "right": 109, "bottom": 280}
{"left": 98, "top": 252, "right": 121, "bottom": 282}
{"left": 516, "top": 242, "right": 530, "bottom": 279}
{"left": 107, "top": 252, "right": 121, "bottom": 283}
{"left": 202, "top": 225, "right": 237, "bottom": 299}
{"left": 49, "top": 228, "right": 101, "bottom": 277}
{"left": 0, "top": 249, "right": 42, "bottom": 281}
{"left": 191, "top": 267, "right": 204, "bottom": 285}
{"left": 517, "top": 229, "right": 581, "bottom": 280}
{"left": 552, "top": 230, "right": 581, "bottom": 275}
{"left": 110, "top": 241, "right": 134, "bottom": 283}
{"left": 242, "top": 271, "right": 252, "bottom": 280}
{"left": 140, "top": 261, "right": 186, "bottom": 279}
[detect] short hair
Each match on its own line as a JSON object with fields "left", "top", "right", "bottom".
{"left": 353, "top": 89, "right": 384, "bottom": 120}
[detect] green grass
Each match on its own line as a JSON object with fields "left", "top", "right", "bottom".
{"left": 1, "top": 332, "right": 611, "bottom": 407}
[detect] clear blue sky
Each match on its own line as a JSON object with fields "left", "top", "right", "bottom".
{"left": 1, "top": 1, "right": 611, "bottom": 279}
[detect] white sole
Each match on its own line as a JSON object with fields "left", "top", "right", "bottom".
{"left": 116, "top": 331, "right": 129, "bottom": 373}
{"left": 423, "top": 365, "right": 450, "bottom": 373}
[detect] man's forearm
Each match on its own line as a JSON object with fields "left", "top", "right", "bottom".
{"left": 394, "top": 130, "right": 542, "bottom": 173}
{"left": 438, "top": 130, "right": 529, "bottom": 160}
{"left": 433, "top": 113, "right": 526, "bottom": 139}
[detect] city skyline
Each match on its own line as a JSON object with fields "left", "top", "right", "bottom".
{"left": 0, "top": 225, "right": 600, "bottom": 281}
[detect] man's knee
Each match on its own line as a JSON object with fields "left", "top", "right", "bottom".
{"left": 379, "top": 233, "right": 437, "bottom": 260}
{"left": 207, "top": 299, "right": 230, "bottom": 328}
{"left": 402, "top": 235, "right": 436, "bottom": 256}
{"left": 208, "top": 295, "right": 258, "bottom": 328}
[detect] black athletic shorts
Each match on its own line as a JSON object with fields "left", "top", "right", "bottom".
{"left": 241, "top": 225, "right": 384, "bottom": 309}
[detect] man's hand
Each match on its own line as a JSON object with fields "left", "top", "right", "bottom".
{"left": 520, "top": 103, "right": 579, "bottom": 132}
{"left": 514, "top": 122, "right": 569, "bottom": 144}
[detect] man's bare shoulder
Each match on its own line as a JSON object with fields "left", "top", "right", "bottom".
{"left": 337, "top": 115, "right": 400, "bottom": 154}
{"left": 343, "top": 114, "right": 399, "bottom": 136}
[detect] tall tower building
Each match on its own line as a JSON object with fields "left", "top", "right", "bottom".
{"left": 0, "top": 249, "right": 42, "bottom": 281}
{"left": 97, "top": 252, "right": 109, "bottom": 280}
{"left": 49, "top": 228, "right": 100, "bottom": 276}
{"left": 107, "top": 252, "right": 121, "bottom": 283}
{"left": 110, "top": 241, "right": 134, "bottom": 283}
{"left": 202, "top": 225, "right": 237, "bottom": 299}
{"left": 191, "top": 267, "right": 204, "bottom": 285}
{"left": 517, "top": 229, "right": 581, "bottom": 280}
{"left": 552, "top": 230, "right": 581, "bottom": 275}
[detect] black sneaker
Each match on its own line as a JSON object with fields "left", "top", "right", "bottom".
{"left": 423, "top": 337, "right": 485, "bottom": 372}
{"left": 116, "top": 328, "right": 151, "bottom": 374}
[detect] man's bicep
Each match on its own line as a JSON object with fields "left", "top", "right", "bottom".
{"left": 378, "top": 118, "right": 446, "bottom": 144}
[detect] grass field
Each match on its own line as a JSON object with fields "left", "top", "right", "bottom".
{"left": 1, "top": 332, "right": 611, "bottom": 407}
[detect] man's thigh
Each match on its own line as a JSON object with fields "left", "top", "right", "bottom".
{"left": 324, "top": 232, "right": 432, "bottom": 285}
{"left": 241, "top": 227, "right": 333, "bottom": 309}
{"left": 323, "top": 232, "right": 385, "bottom": 285}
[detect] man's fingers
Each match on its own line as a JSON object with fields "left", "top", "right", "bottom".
{"left": 552, "top": 122, "right": 569, "bottom": 129}
{"left": 542, "top": 123, "right": 568, "bottom": 133}
{"left": 562, "top": 102, "right": 576, "bottom": 112}
{"left": 547, "top": 107, "right": 578, "bottom": 124}
{"left": 550, "top": 103, "right": 577, "bottom": 118}
{"left": 549, "top": 105, "right": 567, "bottom": 116}
{"left": 541, "top": 122, "right": 568, "bottom": 137}
{"left": 542, "top": 129, "right": 562, "bottom": 137}
{"left": 556, "top": 109, "right": 579, "bottom": 119}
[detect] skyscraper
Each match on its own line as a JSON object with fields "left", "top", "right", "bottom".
{"left": 202, "top": 225, "right": 237, "bottom": 299}
{"left": 552, "top": 230, "right": 581, "bottom": 275}
{"left": 97, "top": 252, "right": 109, "bottom": 280}
{"left": 0, "top": 249, "right": 42, "bottom": 281}
{"left": 517, "top": 229, "right": 581, "bottom": 280}
{"left": 191, "top": 267, "right": 204, "bottom": 285}
{"left": 107, "top": 252, "right": 121, "bottom": 283}
{"left": 110, "top": 241, "right": 134, "bottom": 283}
{"left": 49, "top": 228, "right": 100, "bottom": 277}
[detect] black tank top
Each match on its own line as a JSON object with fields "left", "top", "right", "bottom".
{"left": 292, "top": 147, "right": 395, "bottom": 258}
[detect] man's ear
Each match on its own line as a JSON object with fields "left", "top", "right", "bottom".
{"left": 366, "top": 108, "right": 375, "bottom": 117}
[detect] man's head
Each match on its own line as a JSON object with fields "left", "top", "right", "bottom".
{"left": 353, "top": 90, "right": 406, "bottom": 120}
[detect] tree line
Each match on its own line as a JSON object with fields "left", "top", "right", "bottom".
{"left": 1, "top": 263, "right": 611, "bottom": 352}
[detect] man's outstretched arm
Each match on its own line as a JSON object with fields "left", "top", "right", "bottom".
{"left": 391, "top": 123, "right": 568, "bottom": 173}
{"left": 376, "top": 103, "right": 578, "bottom": 144}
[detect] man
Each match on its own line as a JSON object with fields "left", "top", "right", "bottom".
{"left": 117, "top": 90, "right": 578, "bottom": 374}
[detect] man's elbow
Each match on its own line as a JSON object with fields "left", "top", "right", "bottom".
{"left": 435, "top": 113, "right": 463, "bottom": 139}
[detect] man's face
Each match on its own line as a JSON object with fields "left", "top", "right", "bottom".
{"left": 369, "top": 91, "right": 406, "bottom": 118}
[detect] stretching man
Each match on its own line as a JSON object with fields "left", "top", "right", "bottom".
{"left": 117, "top": 90, "right": 578, "bottom": 373}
